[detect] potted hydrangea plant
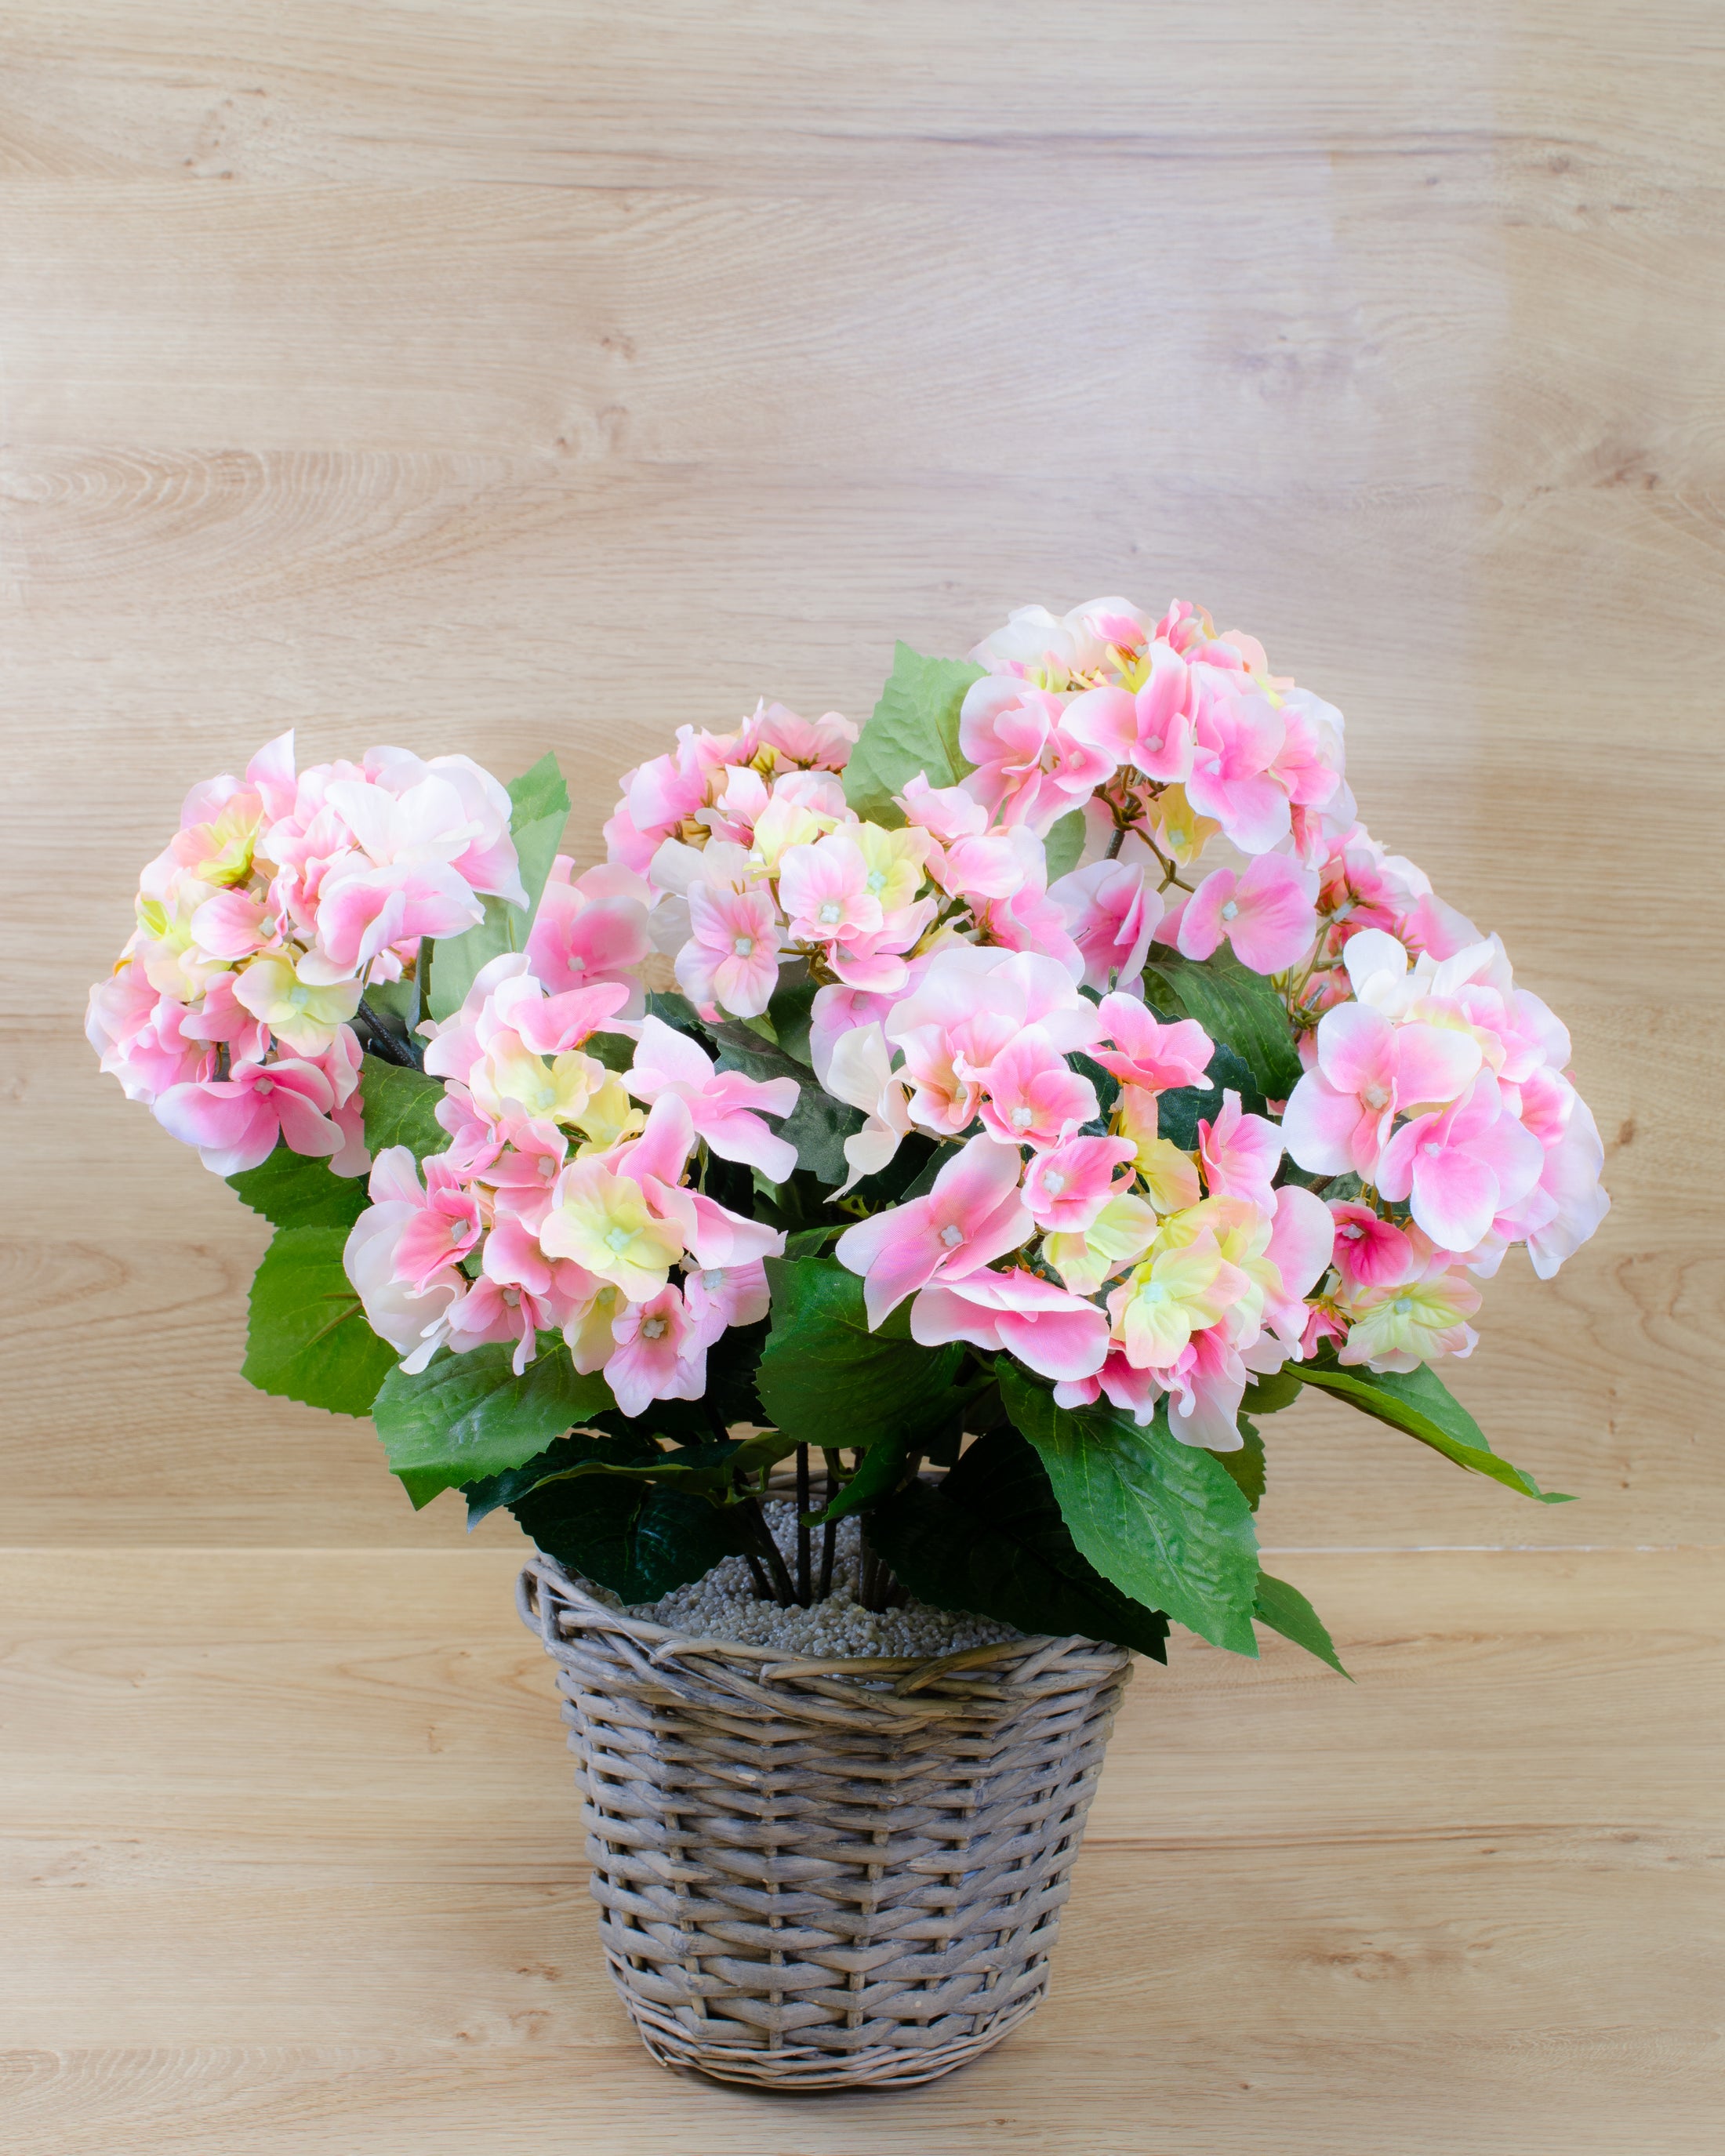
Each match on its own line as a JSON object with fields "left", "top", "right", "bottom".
{"left": 89, "top": 596, "right": 1608, "bottom": 2090}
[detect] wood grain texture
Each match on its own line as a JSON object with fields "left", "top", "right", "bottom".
{"left": 1, "top": 1548, "right": 1719, "bottom": 2153}
{"left": 2, "top": 5, "right": 1721, "bottom": 2147}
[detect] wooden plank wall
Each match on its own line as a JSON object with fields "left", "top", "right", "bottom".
{"left": 2, "top": 5, "right": 1720, "bottom": 2151}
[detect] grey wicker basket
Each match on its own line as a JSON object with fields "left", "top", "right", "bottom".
{"left": 518, "top": 1554, "right": 1135, "bottom": 2089}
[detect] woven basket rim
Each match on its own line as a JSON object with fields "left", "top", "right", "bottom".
{"left": 520, "top": 1552, "right": 1110, "bottom": 1697}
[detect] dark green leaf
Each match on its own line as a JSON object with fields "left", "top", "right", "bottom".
{"left": 1043, "top": 810, "right": 1087, "bottom": 882}
{"left": 243, "top": 1225, "right": 397, "bottom": 1418}
{"left": 1240, "top": 1367, "right": 1306, "bottom": 1417}
{"left": 510, "top": 1475, "right": 749, "bottom": 1602}
{"left": 1255, "top": 1571, "right": 1350, "bottom": 1676}
{"left": 427, "top": 755, "right": 572, "bottom": 1019}
{"left": 999, "top": 1364, "right": 1262, "bottom": 1655}
{"left": 870, "top": 1429, "right": 1171, "bottom": 1658}
{"left": 463, "top": 1425, "right": 659, "bottom": 1526}
{"left": 372, "top": 1339, "right": 614, "bottom": 1504}
{"left": 756, "top": 1255, "right": 963, "bottom": 1446}
{"left": 586, "top": 1029, "right": 636, "bottom": 1073}
{"left": 228, "top": 1143, "right": 369, "bottom": 1230}
{"left": 783, "top": 1225, "right": 842, "bottom": 1260}
{"left": 1289, "top": 1358, "right": 1574, "bottom": 1502}
{"left": 360, "top": 1058, "right": 449, "bottom": 1162}
{"left": 767, "top": 975, "right": 819, "bottom": 1066}
{"left": 713, "top": 1022, "right": 859, "bottom": 1185}
{"left": 1142, "top": 948, "right": 1302, "bottom": 1102}
{"left": 645, "top": 989, "right": 708, "bottom": 1038}
{"left": 841, "top": 642, "right": 985, "bottom": 826}
{"left": 815, "top": 1431, "right": 910, "bottom": 1524}
{"left": 1156, "top": 1040, "right": 1261, "bottom": 1149}
{"left": 1215, "top": 1417, "right": 1267, "bottom": 1512}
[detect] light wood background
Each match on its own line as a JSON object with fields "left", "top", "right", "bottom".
{"left": 2, "top": 5, "right": 1721, "bottom": 2150}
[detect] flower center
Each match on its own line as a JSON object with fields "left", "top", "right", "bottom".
{"left": 501, "top": 1287, "right": 520, "bottom": 1308}
{"left": 866, "top": 870, "right": 886, "bottom": 894}
{"left": 1392, "top": 1297, "right": 1413, "bottom": 1315}
{"left": 939, "top": 1223, "right": 964, "bottom": 1249}
{"left": 538, "top": 1156, "right": 555, "bottom": 1177}
{"left": 1340, "top": 1223, "right": 1364, "bottom": 1240}
{"left": 253, "top": 1076, "right": 274, "bottom": 1094}
{"left": 732, "top": 935, "right": 755, "bottom": 957}
{"left": 1042, "top": 1171, "right": 1066, "bottom": 1196}
{"left": 450, "top": 1216, "right": 467, "bottom": 1240}
{"left": 1011, "top": 1106, "right": 1035, "bottom": 1130}
{"left": 1144, "top": 735, "right": 1163, "bottom": 753}
{"left": 1137, "top": 1280, "right": 1168, "bottom": 1305}
{"left": 641, "top": 1316, "right": 668, "bottom": 1341}
{"left": 605, "top": 1226, "right": 631, "bottom": 1252}
{"left": 1220, "top": 900, "right": 1239, "bottom": 922}
{"left": 1361, "top": 1084, "right": 1389, "bottom": 1110}
{"left": 1167, "top": 829, "right": 1186, "bottom": 849}
{"left": 1422, "top": 1140, "right": 1442, "bottom": 1156}
{"left": 1206, "top": 757, "right": 1222, "bottom": 775}
{"left": 702, "top": 1269, "right": 724, "bottom": 1290}
{"left": 818, "top": 901, "right": 844, "bottom": 926}
{"left": 568, "top": 955, "right": 586, "bottom": 971}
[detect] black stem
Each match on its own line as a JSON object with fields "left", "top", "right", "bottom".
{"left": 795, "top": 1444, "right": 812, "bottom": 1606}
{"left": 354, "top": 1000, "right": 419, "bottom": 1067}
{"left": 742, "top": 1548, "right": 772, "bottom": 1600}
{"left": 818, "top": 1449, "right": 840, "bottom": 1600}
{"left": 1106, "top": 823, "right": 1127, "bottom": 860}
{"left": 739, "top": 1491, "right": 797, "bottom": 1607}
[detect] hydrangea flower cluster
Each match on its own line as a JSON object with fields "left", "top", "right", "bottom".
{"left": 86, "top": 597, "right": 1610, "bottom": 1651}
{"left": 85, "top": 732, "right": 528, "bottom": 1175}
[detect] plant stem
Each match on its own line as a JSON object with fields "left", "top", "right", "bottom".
{"left": 1106, "top": 823, "right": 1127, "bottom": 859}
{"left": 354, "top": 999, "right": 419, "bottom": 1067}
{"left": 742, "top": 1548, "right": 772, "bottom": 1600}
{"left": 818, "top": 1449, "right": 840, "bottom": 1599}
{"left": 739, "top": 1491, "right": 797, "bottom": 1607}
{"left": 795, "top": 1444, "right": 812, "bottom": 1606}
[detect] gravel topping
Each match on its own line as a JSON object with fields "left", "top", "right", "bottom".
{"left": 597, "top": 1501, "right": 1022, "bottom": 1661}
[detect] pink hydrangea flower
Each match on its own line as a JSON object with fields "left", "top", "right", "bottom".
{"left": 778, "top": 832, "right": 883, "bottom": 947}
{"left": 1375, "top": 1071, "right": 1546, "bottom": 1254}
{"left": 1059, "top": 654, "right": 1195, "bottom": 786}
{"left": 1049, "top": 858, "right": 1164, "bottom": 993}
{"left": 977, "top": 1032, "right": 1099, "bottom": 1150}
{"left": 674, "top": 880, "right": 782, "bottom": 1018}
{"left": 1280, "top": 1000, "right": 1484, "bottom": 1181}
{"left": 1327, "top": 1200, "right": 1418, "bottom": 1293}
{"left": 343, "top": 1147, "right": 464, "bottom": 1371}
{"left": 154, "top": 1055, "right": 343, "bottom": 1175}
{"left": 834, "top": 1134, "right": 1032, "bottom": 1330}
{"left": 626, "top": 1014, "right": 800, "bottom": 1181}
{"left": 957, "top": 678, "right": 1116, "bottom": 835}
{"left": 1022, "top": 1132, "right": 1138, "bottom": 1232}
{"left": 1197, "top": 1089, "right": 1284, "bottom": 1209}
{"left": 605, "top": 1285, "right": 709, "bottom": 1419}
{"left": 896, "top": 771, "right": 989, "bottom": 844}
{"left": 684, "top": 1258, "right": 771, "bottom": 1344}
{"left": 525, "top": 857, "right": 652, "bottom": 1011}
{"left": 910, "top": 1269, "right": 1110, "bottom": 1383}
{"left": 1172, "top": 852, "right": 1319, "bottom": 976}
{"left": 1091, "top": 995, "right": 1214, "bottom": 1094}
{"left": 1180, "top": 679, "right": 1291, "bottom": 854}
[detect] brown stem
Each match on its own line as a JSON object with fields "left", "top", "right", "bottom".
{"left": 1105, "top": 823, "right": 1127, "bottom": 859}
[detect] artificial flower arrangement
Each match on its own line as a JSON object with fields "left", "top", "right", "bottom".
{"left": 89, "top": 598, "right": 1610, "bottom": 1670}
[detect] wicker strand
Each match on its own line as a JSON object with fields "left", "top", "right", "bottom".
{"left": 518, "top": 1555, "right": 1134, "bottom": 2090}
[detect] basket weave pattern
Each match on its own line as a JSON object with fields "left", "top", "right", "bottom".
{"left": 519, "top": 1555, "right": 1134, "bottom": 2089}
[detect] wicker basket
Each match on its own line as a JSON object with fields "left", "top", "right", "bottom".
{"left": 518, "top": 1554, "right": 1135, "bottom": 2090}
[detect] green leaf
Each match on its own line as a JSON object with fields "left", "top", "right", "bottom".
{"left": 1142, "top": 948, "right": 1303, "bottom": 1102}
{"left": 510, "top": 1475, "right": 749, "bottom": 1602}
{"left": 1240, "top": 1367, "right": 1305, "bottom": 1417}
{"left": 712, "top": 1022, "right": 860, "bottom": 1185}
{"left": 767, "top": 975, "right": 819, "bottom": 1066}
{"left": 243, "top": 1225, "right": 397, "bottom": 1418}
{"left": 228, "top": 1143, "right": 369, "bottom": 1230}
{"left": 869, "top": 1428, "right": 1171, "bottom": 1658}
{"left": 841, "top": 643, "right": 985, "bottom": 826}
{"left": 756, "top": 1255, "right": 964, "bottom": 1447}
{"left": 999, "top": 1364, "right": 1262, "bottom": 1655}
{"left": 1156, "top": 1040, "right": 1261, "bottom": 1150}
{"left": 1043, "top": 810, "right": 1087, "bottom": 882}
{"left": 427, "top": 755, "right": 572, "bottom": 1019}
{"left": 814, "top": 1430, "right": 911, "bottom": 1524}
{"left": 1288, "top": 1358, "right": 1574, "bottom": 1503}
{"left": 586, "top": 1029, "right": 636, "bottom": 1073}
{"left": 783, "top": 1225, "right": 842, "bottom": 1260}
{"left": 360, "top": 1058, "right": 449, "bottom": 1162}
{"left": 645, "top": 989, "right": 707, "bottom": 1036}
{"left": 1215, "top": 1417, "right": 1266, "bottom": 1512}
{"left": 372, "top": 1339, "right": 614, "bottom": 1504}
{"left": 463, "top": 1426, "right": 659, "bottom": 1527}
{"left": 1255, "top": 1571, "right": 1350, "bottom": 1677}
